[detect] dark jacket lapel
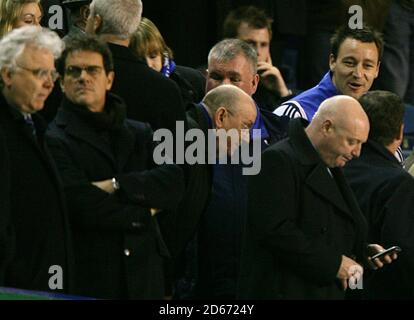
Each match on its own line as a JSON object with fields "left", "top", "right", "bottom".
{"left": 55, "top": 108, "right": 117, "bottom": 168}
{"left": 289, "top": 119, "right": 355, "bottom": 220}
{"left": 112, "top": 122, "right": 135, "bottom": 171}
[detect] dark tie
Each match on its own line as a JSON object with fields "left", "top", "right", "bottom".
{"left": 24, "top": 115, "right": 36, "bottom": 136}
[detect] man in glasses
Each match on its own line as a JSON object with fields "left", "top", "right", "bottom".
{"left": 0, "top": 26, "right": 73, "bottom": 293}
{"left": 46, "top": 34, "right": 184, "bottom": 299}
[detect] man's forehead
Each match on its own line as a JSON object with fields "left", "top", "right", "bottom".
{"left": 338, "top": 38, "right": 379, "bottom": 60}
{"left": 209, "top": 67, "right": 241, "bottom": 77}
{"left": 337, "top": 117, "right": 369, "bottom": 139}
{"left": 209, "top": 58, "right": 247, "bottom": 72}
{"left": 238, "top": 23, "right": 269, "bottom": 39}
{"left": 18, "top": 45, "right": 53, "bottom": 63}
{"left": 66, "top": 50, "right": 104, "bottom": 63}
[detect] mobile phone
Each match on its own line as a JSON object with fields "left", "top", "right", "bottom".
{"left": 370, "top": 246, "right": 402, "bottom": 260}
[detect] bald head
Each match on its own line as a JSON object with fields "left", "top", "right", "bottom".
{"left": 307, "top": 95, "right": 370, "bottom": 168}
{"left": 313, "top": 96, "right": 369, "bottom": 130}
{"left": 202, "top": 85, "right": 257, "bottom": 156}
{"left": 203, "top": 84, "right": 257, "bottom": 130}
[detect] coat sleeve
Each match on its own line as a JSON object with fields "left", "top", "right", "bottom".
{"left": 381, "top": 177, "right": 414, "bottom": 270}
{"left": 46, "top": 134, "right": 153, "bottom": 232}
{"left": 0, "top": 129, "right": 13, "bottom": 285}
{"left": 115, "top": 123, "right": 185, "bottom": 210}
{"left": 247, "top": 148, "right": 342, "bottom": 286}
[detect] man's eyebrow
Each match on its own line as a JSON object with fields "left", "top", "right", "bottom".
{"left": 341, "top": 56, "right": 357, "bottom": 60}
{"left": 362, "top": 58, "right": 377, "bottom": 64}
{"left": 227, "top": 71, "right": 241, "bottom": 77}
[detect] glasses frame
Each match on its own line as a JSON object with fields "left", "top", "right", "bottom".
{"left": 15, "top": 63, "right": 60, "bottom": 82}
{"left": 64, "top": 65, "right": 104, "bottom": 79}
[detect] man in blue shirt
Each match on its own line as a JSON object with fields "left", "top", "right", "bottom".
{"left": 274, "top": 25, "right": 383, "bottom": 121}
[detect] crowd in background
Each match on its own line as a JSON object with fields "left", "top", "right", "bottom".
{"left": 0, "top": 0, "right": 413, "bottom": 300}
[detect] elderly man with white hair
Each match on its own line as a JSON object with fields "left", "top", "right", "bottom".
{"left": 0, "top": 26, "right": 73, "bottom": 293}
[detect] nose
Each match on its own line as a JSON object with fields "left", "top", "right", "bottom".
{"left": 222, "top": 78, "right": 232, "bottom": 85}
{"left": 43, "top": 74, "right": 54, "bottom": 89}
{"left": 77, "top": 69, "right": 90, "bottom": 81}
{"left": 351, "top": 144, "right": 362, "bottom": 158}
{"left": 352, "top": 64, "right": 363, "bottom": 78}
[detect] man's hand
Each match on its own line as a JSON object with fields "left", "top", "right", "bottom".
{"left": 337, "top": 255, "right": 363, "bottom": 291}
{"left": 92, "top": 179, "right": 115, "bottom": 194}
{"left": 258, "top": 55, "right": 290, "bottom": 97}
{"left": 367, "top": 244, "right": 398, "bottom": 270}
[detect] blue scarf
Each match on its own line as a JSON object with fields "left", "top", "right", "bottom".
{"left": 161, "top": 55, "right": 176, "bottom": 78}
{"left": 250, "top": 105, "right": 269, "bottom": 141}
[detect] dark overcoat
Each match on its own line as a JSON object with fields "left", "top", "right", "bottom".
{"left": 46, "top": 95, "right": 184, "bottom": 299}
{"left": 344, "top": 140, "right": 414, "bottom": 299}
{"left": 0, "top": 93, "right": 73, "bottom": 293}
{"left": 108, "top": 43, "right": 186, "bottom": 134}
{"left": 238, "top": 119, "right": 368, "bottom": 300}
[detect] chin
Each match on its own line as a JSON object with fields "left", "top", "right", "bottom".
{"left": 336, "top": 161, "right": 347, "bottom": 168}
{"left": 32, "top": 102, "right": 45, "bottom": 112}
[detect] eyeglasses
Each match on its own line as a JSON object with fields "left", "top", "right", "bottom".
{"left": 15, "top": 64, "right": 60, "bottom": 82}
{"left": 65, "top": 65, "right": 103, "bottom": 78}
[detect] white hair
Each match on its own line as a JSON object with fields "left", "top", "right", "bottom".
{"left": 90, "top": 0, "right": 143, "bottom": 39}
{"left": 0, "top": 26, "right": 64, "bottom": 71}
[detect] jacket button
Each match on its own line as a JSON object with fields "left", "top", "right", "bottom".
{"left": 124, "top": 249, "right": 131, "bottom": 257}
{"left": 132, "top": 222, "right": 143, "bottom": 229}
{"left": 321, "top": 227, "right": 328, "bottom": 234}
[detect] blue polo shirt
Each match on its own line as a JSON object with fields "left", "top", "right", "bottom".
{"left": 274, "top": 72, "right": 340, "bottom": 121}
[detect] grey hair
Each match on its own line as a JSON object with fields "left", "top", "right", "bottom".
{"left": 203, "top": 84, "right": 247, "bottom": 117}
{"left": 208, "top": 38, "right": 258, "bottom": 74}
{"left": 0, "top": 26, "right": 64, "bottom": 71}
{"left": 90, "top": 0, "right": 143, "bottom": 40}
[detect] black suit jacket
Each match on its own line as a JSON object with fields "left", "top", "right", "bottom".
{"left": 0, "top": 93, "right": 73, "bottom": 293}
{"left": 159, "top": 103, "right": 213, "bottom": 260}
{"left": 0, "top": 127, "right": 13, "bottom": 286}
{"left": 171, "top": 65, "right": 206, "bottom": 108}
{"left": 238, "top": 118, "right": 367, "bottom": 300}
{"left": 344, "top": 140, "right": 414, "bottom": 299}
{"left": 108, "top": 43, "right": 185, "bottom": 134}
{"left": 46, "top": 96, "right": 184, "bottom": 299}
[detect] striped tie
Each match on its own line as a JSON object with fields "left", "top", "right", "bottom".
{"left": 24, "top": 115, "right": 36, "bottom": 136}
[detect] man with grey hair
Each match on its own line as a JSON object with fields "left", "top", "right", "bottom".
{"left": 206, "top": 39, "right": 289, "bottom": 150}
{"left": 85, "top": 0, "right": 185, "bottom": 135}
{"left": 0, "top": 26, "right": 73, "bottom": 293}
{"left": 222, "top": 6, "right": 293, "bottom": 112}
{"left": 173, "top": 39, "right": 289, "bottom": 299}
